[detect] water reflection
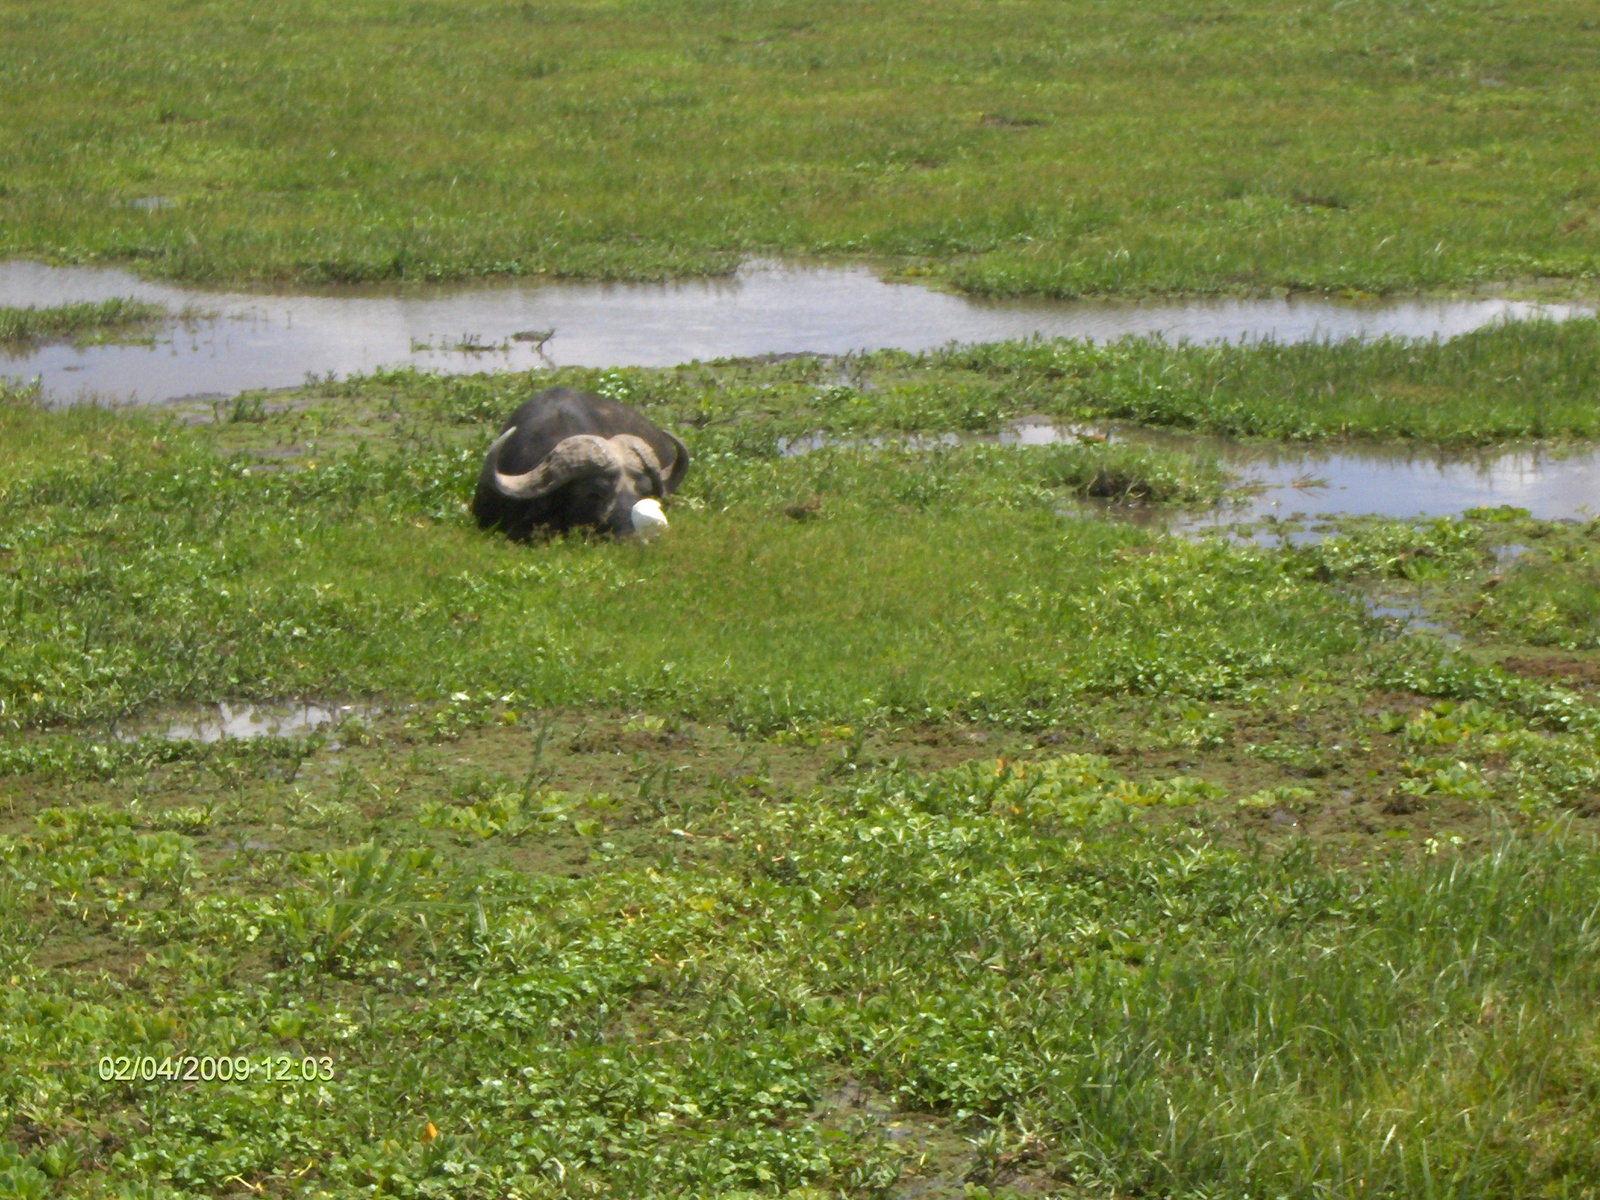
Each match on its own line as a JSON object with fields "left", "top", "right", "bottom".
{"left": 1363, "top": 598, "right": 1462, "bottom": 646}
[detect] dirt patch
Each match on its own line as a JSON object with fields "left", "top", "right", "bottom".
{"left": 1500, "top": 654, "right": 1600, "bottom": 686}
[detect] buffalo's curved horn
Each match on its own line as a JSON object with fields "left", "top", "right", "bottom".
{"left": 611, "top": 434, "right": 665, "bottom": 498}
{"left": 660, "top": 431, "right": 690, "bottom": 494}
{"left": 491, "top": 432, "right": 621, "bottom": 499}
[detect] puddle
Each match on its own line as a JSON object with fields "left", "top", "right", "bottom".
{"left": 1002, "top": 420, "right": 1107, "bottom": 447}
{"left": 1363, "top": 597, "right": 1461, "bottom": 645}
{"left": 1, "top": 258, "right": 1591, "bottom": 405}
{"left": 1048, "top": 421, "right": 1598, "bottom": 525}
{"left": 1492, "top": 543, "right": 1532, "bottom": 568}
{"left": 1171, "top": 438, "right": 1600, "bottom": 528}
{"left": 125, "top": 702, "right": 374, "bottom": 743}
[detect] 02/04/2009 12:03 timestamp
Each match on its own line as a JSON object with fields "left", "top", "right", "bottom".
{"left": 98, "top": 1054, "right": 335, "bottom": 1083}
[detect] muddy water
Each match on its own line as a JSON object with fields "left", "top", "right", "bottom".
{"left": 2, "top": 258, "right": 1590, "bottom": 405}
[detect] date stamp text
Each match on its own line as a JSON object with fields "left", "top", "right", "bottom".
{"left": 98, "top": 1054, "right": 335, "bottom": 1084}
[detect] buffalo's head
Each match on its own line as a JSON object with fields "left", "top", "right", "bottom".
{"left": 485, "top": 427, "right": 675, "bottom": 538}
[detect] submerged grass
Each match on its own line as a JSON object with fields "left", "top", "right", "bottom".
{"left": 1, "top": 0, "right": 1598, "bottom": 294}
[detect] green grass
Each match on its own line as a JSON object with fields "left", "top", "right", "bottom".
{"left": 0, "top": 298, "right": 168, "bottom": 346}
{"left": 1471, "top": 547, "right": 1600, "bottom": 650}
{"left": 926, "top": 317, "right": 1600, "bottom": 443}
{"left": 1, "top": 0, "right": 1598, "bottom": 294}
{"left": 0, "top": 393, "right": 1339, "bottom": 733}
{"left": 10, "top": 329, "right": 1589, "bottom": 731}
{"left": 7, "top": 348, "right": 1600, "bottom": 1196}
{"left": 5, "top": 754, "right": 1600, "bottom": 1197}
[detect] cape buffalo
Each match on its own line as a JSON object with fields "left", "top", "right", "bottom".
{"left": 472, "top": 387, "right": 690, "bottom": 540}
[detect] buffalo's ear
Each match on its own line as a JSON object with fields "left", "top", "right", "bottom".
{"left": 661, "top": 431, "right": 691, "bottom": 494}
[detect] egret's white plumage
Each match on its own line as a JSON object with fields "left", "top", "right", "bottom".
{"left": 630, "top": 498, "right": 669, "bottom": 539}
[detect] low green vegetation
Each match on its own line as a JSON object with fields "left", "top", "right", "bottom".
{"left": 6, "top": 752, "right": 1600, "bottom": 1198}
{"left": 0, "top": 298, "right": 168, "bottom": 346}
{"left": 5, "top": 341, "right": 1600, "bottom": 1196}
{"left": 1464, "top": 525, "right": 1600, "bottom": 651}
{"left": 0, "top": 0, "right": 1597, "bottom": 294}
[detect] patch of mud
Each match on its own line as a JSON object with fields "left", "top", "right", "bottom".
{"left": 1499, "top": 655, "right": 1600, "bottom": 686}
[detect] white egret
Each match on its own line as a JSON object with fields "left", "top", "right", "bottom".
{"left": 630, "top": 497, "right": 669, "bottom": 539}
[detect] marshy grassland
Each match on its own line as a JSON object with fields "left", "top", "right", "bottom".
{"left": 1, "top": 0, "right": 1598, "bottom": 294}
{"left": 5, "top": 318, "right": 1600, "bottom": 1197}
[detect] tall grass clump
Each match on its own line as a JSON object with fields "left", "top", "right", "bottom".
{"left": 1034, "top": 439, "right": 1226, "bottom": 502}
{"left": 0, "top": 375, "right": 43, "bottom": 407}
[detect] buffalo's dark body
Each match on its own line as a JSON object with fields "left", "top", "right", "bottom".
{"left": 472, "top": 387, "right": 689, "bottom": 539}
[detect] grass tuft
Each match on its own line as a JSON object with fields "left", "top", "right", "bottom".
{"left": 0, "top": 298, "right": 168, "bottom": 346}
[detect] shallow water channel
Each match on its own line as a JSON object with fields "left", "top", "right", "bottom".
{"left": 2, "top": 258, "right": 1590, "bottom": 405}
